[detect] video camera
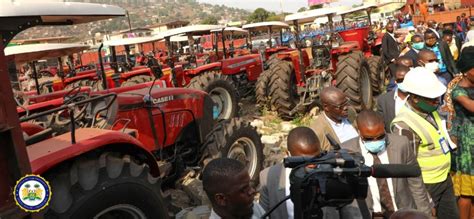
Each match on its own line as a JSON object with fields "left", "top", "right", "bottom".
{"left": 263, "top": 135, "right": 421, "bottom": 219}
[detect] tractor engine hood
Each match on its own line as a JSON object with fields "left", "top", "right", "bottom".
{"left": 116, "top": 87, "right": 215, "bottom": 143}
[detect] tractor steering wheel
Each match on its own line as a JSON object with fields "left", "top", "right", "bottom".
{"left": 54, "top": 93, "right": 89, "bottom": 127}
{"left": 64, "top": 86, "right": 83, "bottom": 104}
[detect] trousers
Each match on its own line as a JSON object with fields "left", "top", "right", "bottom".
{"left": 425, "top": 177, "right": 459, "bottom": 219}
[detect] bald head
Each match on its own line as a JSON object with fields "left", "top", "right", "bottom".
{"left": 287, "top": 127, "right": 321, "bottom": 156}
{"left": 427, "top": 20, "right": 436, "bottom": 28}
{"left": 321, "top": 86, "right": 344, "bottom": 105}
{"left": 418, "top": 49, "right": 437, "bottom": 64}
{"left": 356, "top": 110, "right": 384, "bottom": 129}
{"left": 396, "top": 56, "right": 414, "bottom": 68}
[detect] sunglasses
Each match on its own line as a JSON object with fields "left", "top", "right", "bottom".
{"left": 326, "top": 99, "right": 349, "bottom": 110}
{"left": 361, "top": 133, "right": 386, "bottom": 142}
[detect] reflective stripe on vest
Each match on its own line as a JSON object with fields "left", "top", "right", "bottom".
{"left": 391, "top": 106, "right": 450, "bottom": 184}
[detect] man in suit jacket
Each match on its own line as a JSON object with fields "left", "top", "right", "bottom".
{"left": 341, "top": 110, "right": 432, "bottom": 218}
{"left": 259, "top": 127, "right": 362, "bottom": 219}
{"left": 382, "top": 22, "right": 400, "bottom": 75}
{"left": 376, "top": 65, "right": 410, "bottom": 131}
{"left": 309, "top": 87, "right": 358, "bottom": 151}
{"left": 404, "top": 35, "right": 423, "bottom": 67}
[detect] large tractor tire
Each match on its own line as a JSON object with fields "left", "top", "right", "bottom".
{"left": 187, "top": 71, "right": 238, "bottom": 120}
{"left": 268, "top": 60, "right": 299, "bottom": 120}
{"left": 65, "top": 79, "right": 102, "bottom": 91}
{"left": 367, "top": 55, "right": 385, "bottom": 95}
{"left": 255, "top": 69, "right": 272, "bottom": 110}
{"left": 335, "top": 51, "right": 373, "bottom": 111}
{"left": 202, "top": 118, "right": 263, "bottom": 185}
{"left": 264, "top": 54, "right": 278, "bottom": 70}
{"left": 45, "top": 152, "right": 168, "bottom": 219}
{"left": 120, "top": 75, "right": 153, "bottom": 87}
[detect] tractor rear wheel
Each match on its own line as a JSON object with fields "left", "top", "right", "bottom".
{"left": 335, "top": 51, "right": 373, "bottom": 111}
{"left": 202, "top": 118, "right": 263, "bottom": 185}
{"left": 268, "top": 60, "right": 299, "bottom": 120}
{"left": 367, "top": 55, "right": 385, "bottom": 95}
{"left": 255, "top": 69, "right": 272, "bottom": 110}
{"left": 121, "top": 75, "right": 153, "bottom": 87}
{"left": 187, "top": 71, "right": 238, "bottom": 120}
{"left": 45, "top": 152, "right": 168, "bottom": 219}
{"left": 264, "top": 54, "right": 278, "bottom": 70}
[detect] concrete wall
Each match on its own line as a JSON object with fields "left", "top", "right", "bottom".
{"left": 413, "top": 7, "right": 473, "bottom": 23}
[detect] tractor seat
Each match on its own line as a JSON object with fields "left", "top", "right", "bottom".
{"left": 21, "top": 122, "right": 53, "bottom": 146}
{"left": 86, "top": 94, "right": 119, "bottom": 129}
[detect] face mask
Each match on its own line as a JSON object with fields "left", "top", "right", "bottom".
{"left": 416, "top": 99, "right": 439, "bottom": 113}
{"left": 424, "top": 62, "right": 440, "bottom": 73}
{"left": 363, "top": 139, "right": 386, "bottom": 153}
{"left": 412, "top": 42, "right": 424, "bottom": 50}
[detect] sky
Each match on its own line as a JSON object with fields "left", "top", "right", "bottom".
{"left": 197, "top": 0, "right": 362, "bottom": 13}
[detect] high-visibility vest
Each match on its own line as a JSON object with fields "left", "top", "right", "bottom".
{"left": 391, "top": 106, "right": 451, "bottom": 184}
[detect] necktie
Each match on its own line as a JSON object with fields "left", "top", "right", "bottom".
{"left": 372, "top": 154, "right": 395, "bottom": 217}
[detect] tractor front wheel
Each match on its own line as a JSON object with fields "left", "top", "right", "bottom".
{"left": 255, "top": 69, "right": 272, "bottom": 110}
{"left": 187, "top": 71, "right": 238, "bottom": 120}
{"left": 268, "top": 60, "right": 299, "bottom": 120}
{"left": 202, "top": 118, "right": 263, "bottom": 185}
{"left": 45, "top": 152, "right": 168, "bottom": 219}
{"left": 335, "top": 51, "right": 373, "bottom": 111}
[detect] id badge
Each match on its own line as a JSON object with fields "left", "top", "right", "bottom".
{"left": 439, "top": 137, "right": 451, "bottom": 154}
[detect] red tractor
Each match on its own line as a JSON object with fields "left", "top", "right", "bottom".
{"left": 1, "top": 2, "right": 263, "bottom": 218}
{"left": 241, "top": 22, "right": 296, "bottom": 109}
{"left": 157, "top": 25, "right": 264, "bottom": 120}
{"left": 259, "top": 5, "right": 387, "bottom": 120}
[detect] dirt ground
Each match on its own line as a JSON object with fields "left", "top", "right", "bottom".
{"left": 169, "top": 97, "right": 319, "bottom": 217}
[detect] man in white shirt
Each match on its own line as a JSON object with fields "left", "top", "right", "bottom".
{"left": 376, "top": 65, "right": 410, "bottom": 131}
{"left": 341, "top": 110, "right": 433, "bottom": 218}
{"left": 310, "top": 87, "right": 359, "bottom": 151}
{"left": 203, "top": 158, "right": 265, "bottom": 219}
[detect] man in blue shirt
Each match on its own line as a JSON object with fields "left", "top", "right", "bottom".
{"left": 423, "top": 30, "right": 458, "bottom": 85}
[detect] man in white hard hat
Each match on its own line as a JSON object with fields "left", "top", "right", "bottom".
{"left": 390, "top": 67, "right": 459, "bottom": 219}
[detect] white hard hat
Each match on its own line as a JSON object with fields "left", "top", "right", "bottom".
{"left": 408, "top": 26, "right": 416, "bottom": 31}
{"left": 397, "top": 67, "right": 446, "bottom": 98}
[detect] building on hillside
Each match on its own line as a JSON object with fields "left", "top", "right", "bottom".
{"left": 147, "top": 20, "right": 189, "bottom": 34}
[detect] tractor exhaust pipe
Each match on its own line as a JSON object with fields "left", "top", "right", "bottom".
{"left": 98, "top": 43, "right": 108, "bottom": 89}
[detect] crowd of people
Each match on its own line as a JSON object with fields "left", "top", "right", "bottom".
{"left": 198, "top": 16, "right": 473, "bottom": 219}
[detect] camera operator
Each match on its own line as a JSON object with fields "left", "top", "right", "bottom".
{"left": 259, "top": 127, "right": 362, "bottom": 219}
{"left": 203, "top": 158, "right": 265, "bottom": 219}
{"left": 341, "top": 110, "right": 432, "bottom": 218}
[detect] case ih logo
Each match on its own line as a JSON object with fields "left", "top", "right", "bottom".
{"left": 152, "top": 95, "right": 174, "bottom": 104}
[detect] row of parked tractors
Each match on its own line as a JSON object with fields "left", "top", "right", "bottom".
{"left": 0, "top": 2, "right": 390, "bottom": 218}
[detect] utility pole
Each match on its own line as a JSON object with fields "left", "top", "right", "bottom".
{"left": 280, "top": 0, "right": 283, "bottom": 14}
{"left": 126, "top": 10, "right": 132, "bottom": 32}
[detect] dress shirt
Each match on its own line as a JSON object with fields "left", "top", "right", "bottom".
{"left": 285, "top": 168, "right": 294, "bottom": 219}
{"left": 359, "top": 139, "right": 398, "bottom": 213}
{"left": 394, "top": 89, "right": 407, "bottom": 115}
{"left": 324, "top": 114, "right": 359, "bottom": 143}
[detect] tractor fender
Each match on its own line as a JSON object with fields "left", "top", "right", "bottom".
{"left": 185, "top": 62, "right": 221, "bottom": 76}
{"left": 64, "top": 72, "right": 97, "bottom": 84}
{"left": 120, "top": 68, "right": 153, "bottom": 80}
{"left": 27, "top": 128, "right": 160, "bottom": 177}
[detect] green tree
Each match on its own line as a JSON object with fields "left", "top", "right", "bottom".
{"left": 247, "top": 8, "right": 271, "bottom": 23}
{"left": 309, "top": 4, "right": 323, "bottom": 10}
{"left": 297, "top": 7, "right": 307, "bottom": 12}
{"left": 202, "top": 16, "right": 219, "bottom": 25}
